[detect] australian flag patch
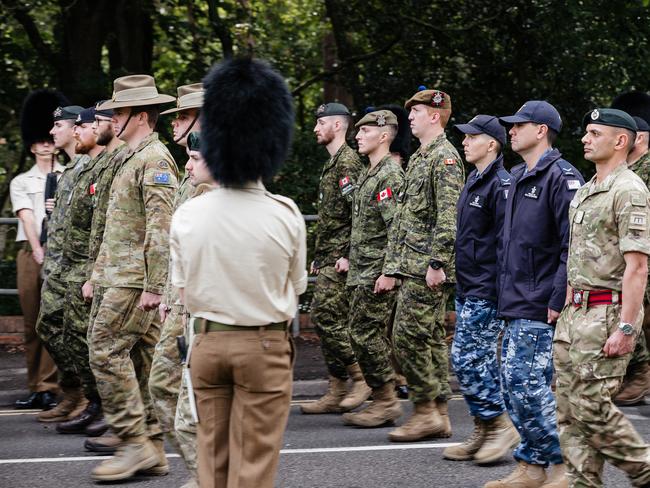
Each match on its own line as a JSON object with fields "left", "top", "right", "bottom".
{"left": 154, "top": 172, "right": 170, "bottom": 185}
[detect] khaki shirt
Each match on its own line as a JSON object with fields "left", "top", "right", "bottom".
{"left": 9, "top": 162, "right": 65, "bottom": 242}
{"left": 170, "top": 181, "right": 307, "bottom": 325}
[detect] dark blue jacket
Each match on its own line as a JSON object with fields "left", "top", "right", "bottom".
{"left": 497, "top": 149, "right": 584, "bottom": 322}
{"left": 455, "top": 154, "right": 510, "bottom": 302}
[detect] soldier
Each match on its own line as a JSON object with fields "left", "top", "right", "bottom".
{"left": 485, "top": 101, "right": 583, "bottom": 488}
{"left": 610, "top": 91, "right": 650, "bottom": 406}
{"left": 442, "top": 115, "right": 520, "bottom": 464}
{"left": 302, "top": 102, "right": 370, "bottom": 415}
{"left": 170, "top": 57, "right": 307, "bottom": 488}
{"left": 338, "top": 110, "right": 404, "bottom": 428}
{"left": 149, "top": 82, "right": 203, "bottom": 485}
{"left": 88, "top": 75, "right": 178, "bottom": 481}
{"left": 10, "top": 90, "right": 65, "bottom": 410}
{"left": 383, "top": 87, "right": 465, "bottom": 442}
{"left": 554, "top": 108, "right": 650, "bottom": 487}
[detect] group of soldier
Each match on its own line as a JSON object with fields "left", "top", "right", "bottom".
{"left": 7, "top": 52, "right": 650, "bottom": 488}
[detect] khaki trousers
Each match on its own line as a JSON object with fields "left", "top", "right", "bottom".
{"left": 190, "top": 328, "right": 293, "bottom": 488}
{"left": 16, "top": 247, "right": 57, "bottom": 393}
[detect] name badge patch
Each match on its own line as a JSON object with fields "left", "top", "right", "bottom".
{"left": 630, "top": 212, "right": 648, "bottom": 231}
{"left": 154, "top": 172, "right": 171, "bottom": 185}
{"left": 566, "top": 179, "right": 581, "bottom": 191}
{"left": 469, "top": 194, "right": 485, "bottom": 208}
{"left": 524, "top": 185, "right": 541, "bottom": 199}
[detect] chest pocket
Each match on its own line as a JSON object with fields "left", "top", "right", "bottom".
{"left": 405, "top": 177, "right": 429, "bottom": 213}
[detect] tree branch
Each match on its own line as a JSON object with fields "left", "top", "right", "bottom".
{"left": 2, "top": 1, "right": 58, "bottom": 65}
{"left": 207, "top": 0, "right": 234, "bottom": 58}
{"left": 401, "top": 12, "right": 504, "bottom": 33}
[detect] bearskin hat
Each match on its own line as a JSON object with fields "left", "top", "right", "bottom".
{"left": 378, "top": 103, "right": 412, "bottom": 164}
{"left": 200, "top": 58, "right": 294, "bottom": 186}
{"left": 20, "top": 89, "right": 70, "bottom": 152}
{"left": 611, "top": 91, "right": 650, "bottom": 125}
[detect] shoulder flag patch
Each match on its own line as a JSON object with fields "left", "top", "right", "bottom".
{"left": 566, "top": 179, "right": 581, "bottom": 191}
{"left": 339, "top": 176, "right": 351, "bottom": 187}
{"left": 89, "top": 183, "right": 96, "bottom": 195}
{"left": 154, "top": 172, "right": 171, "bottom": 185}
{"left": 444, "top": 158, "right": 456, "bottom": 165}
{"left": 377, "top": 187, "right": 393, "bottom": 202}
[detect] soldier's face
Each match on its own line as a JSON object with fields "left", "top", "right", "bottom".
{"left": 172, "top": 109, "right": 199, "bottom": 146}
{"left": 93, "top": 116, "right": 115, "bottom": 146}
{"left": 74, "top": 123, "right": 98, "bottom": 154}
{"left": 462, "top": 133, "right": 492, "bottom": 164}
{"left": 356, "top": 125, "right": 383, "bottom": 155}
{"left": 30, "top": 140, "right": 55, "bottom": 157}
{"left": 112, "top": 107, "right": 134, "bottom": 142}
{"left": 582, "top": 124, "right": 618, "bottom": 163}
{"left": 509, "top": 122, "right": 541, "bottom": 154}
{"left": 314, "top": 117, "right": 336, "bottom": 145}
{"left": 49, "top": 120, "right": 75, "bottom": 149}
{"left": 186, "top": 148, "right": 212, "bottom": 185}
{"left": 408, "top": 105, "right": 433, "bottom": 138}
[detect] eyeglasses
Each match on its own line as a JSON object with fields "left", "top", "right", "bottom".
{"left": 93, "top": 118, "right": 112, "bottom": 125}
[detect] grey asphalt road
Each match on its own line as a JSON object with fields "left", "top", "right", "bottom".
{"left": 1, "top": 396, "right": 647, "bottom": 487}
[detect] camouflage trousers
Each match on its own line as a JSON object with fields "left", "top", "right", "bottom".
{"left": 348, "top": 285, "right": 396, "bottom": 389}
{"left": 502, "top": 319, "right": 563, "bottom": 466}
{"left": 554, "top": 303, "right": 650, "bottom": 487}
{"left": 36, "top": 273, "right": 97, "bottom": 398}
{"left": 149, "top": 305, "right": 197, "bottom": 474}
{"left": 175, "top": 363, "right": 197, "bottom": 476}
{"left": 452, "top": 297, "right": 506, "bottom": 421}
{"left": 392, "top": 277, "right": 451, "bottom": 403}
{"left": 310, "top": 265, "right": 356, "bottom": 379}
{"left": 626, "top": 299, "right": 650, "bottom": 366}
{"left": 88, "top": 287, "right": 162, "bottom": 441}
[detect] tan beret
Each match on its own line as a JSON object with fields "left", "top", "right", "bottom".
{"left": 355, "top": 109, "right": 398, "bottom": 128}
{"left": 404, "top": 89, "right": 451, "bottom": 110}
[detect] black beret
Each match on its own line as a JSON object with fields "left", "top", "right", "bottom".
{"left": 53, "top": 105, "right": 83, "bottom": 121}
{"left": 315, "top": 102, "right": 350, "bottom": 118}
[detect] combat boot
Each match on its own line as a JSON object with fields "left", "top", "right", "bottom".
{"left": 474, "top": 413, "right": 520, "bottom": 464}
{"left": 338, "top": 363, "right": 372, "bottom": 410}
{"left": 180, "top": 478, "right": 199, "bottom": 488}
{"left": 540, "top": 463, "right": 568, "bottom": 488}
{"left": 342, "top": 381, "right": 402, "bottom": 427}
{"left": 388, "top": 399, "right": 447, "bottom": 442}
{"left": 138, "top": 437, "right": 169, "bottom": 476}
{"left": 614, "top": 361, "right": 650, "bottom": 406}
{"left": 91, "top": 436, "right": 158, "bottom": 481}
{"left": 443, "top": 417, "right": 486, "bottom": 460}
{"left": 483, "top": 461, "right": 546, "bottom": 488}
{"left": 37, "top": 386, "right": 85, "bottom": 423}
{"left": 301, "top": 376, "right": 348, "bottom": 414}
{"left": 56, "top": 399, "right": 101, "bottom": 434}
{"left": 84, "top": 434, "right": 121, "bottom": 453}
{"left": 85, "top": 416, "right": 109, "bottom": 437}
{"left": 435, "top": 399, "right": 453, "bottom": 437}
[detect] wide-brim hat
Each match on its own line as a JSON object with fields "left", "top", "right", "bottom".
{"left": 161, "top": 83, "right": 204, "bottom": 115}
{"left": 98, "top": 74, "right": 175, "bottom": 110}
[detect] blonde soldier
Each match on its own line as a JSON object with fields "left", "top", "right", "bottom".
{"left": 555, "top": 109, "right": 650, "bottom": 487}
{"left": 88, "top": 75, "right": 178, "bottom": 482}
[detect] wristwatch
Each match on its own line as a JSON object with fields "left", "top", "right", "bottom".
{"left": 429, "top": 259, "right": 444, "bottom": 270}
{"left": 619, "top": 322, "right": 635, "bottom": 336}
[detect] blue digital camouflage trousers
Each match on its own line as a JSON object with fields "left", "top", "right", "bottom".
{"left": 502, "top": 319, "right": 563, "bottom": 466}
{"left": 452, "top": 297, "right": 506, "bottom": 421}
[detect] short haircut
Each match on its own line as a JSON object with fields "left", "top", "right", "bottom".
{"left": 384, "top": 124, "right": 397, "bottom": 143}
{"left": 425, "top": 106, "right": 451, "bottom": 128}
{"left": 622, "top": 128, "right": 636, "bottom": 154}
{"left": 546, "top": 127, "right": 558, "bottom": 146}
{"left": 131, "top": 105, "right": 160, "bottom": 128}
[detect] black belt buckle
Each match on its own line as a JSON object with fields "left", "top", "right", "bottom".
{"left": 573, "top": 290, "right": 583, "bottom": 306}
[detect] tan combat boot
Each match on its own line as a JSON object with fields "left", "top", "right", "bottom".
{"left": 483, "top": 461, "right": 546, "bottom": 488}
{"left": 138, "top": 437, "right": 169, "bottom": 476}
{"left": 37, "top": 386, "right": 85, "bottom": 423}
{"left": 388, "top": 399, "right": 447, "bottom": 442}
{"left": 91, "top": 436, "right": 159, "bottom": 481}
{"left": 342, "top": 381, "right": 402, "bottom": 427}
{"left": 339, "top": 363, "right": 372, "bottom": 410}
{"left": 435, "top": 399, "right": 453, "bottom": 437}
{"left": 301, "top": 376, "right": 348, "bottom": 414}
{"left": 443, "top": 417, "right": 486, "bottom": 460}
{"left": 614, "top": 361, "right": 650, "bottom": 406}
{"left": 540, "top": 463, "right": 568, "bottom": 488}
{"left": 474, "top": 413, "right": 521, "bottom": 464}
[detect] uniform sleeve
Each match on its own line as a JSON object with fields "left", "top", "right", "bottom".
{"left": 142, "top": 160, "right": 179, "bottom": 294}
{"left": 9, "top": 175, "right": 33, "bottom": 213}
{"left": 377, "top": 169, "right": 404, "bottom": 228}
{"left": 169, "top": 211, "right": 186, "bottom": 290}
{"left": 334, "top": 152, "right": 363, "bottom": 260}
{"left": 290, "top": 210, "right": 308, "bottom": 295}
{"left": 430, "top": 156, "right": 465, "bottom": 266}
{"left": 548, "top": 171, "right": 585, "bottom": 312}
{"left": 616, "top": 187, "right": 650, "bottom": 256}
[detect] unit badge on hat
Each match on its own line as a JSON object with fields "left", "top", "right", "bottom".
{"left": 431, "top": 91, "right": 444, "bottom": 107}
{"left": 376, "top": 114, "right": 386, "bottom": 127}
{"left": 317, "top": 104, "right": 326, "bottom": 114}
{"left": 53, "top": 107, "right": 63, "bottom": 117}
{"left": 76, "top": 114, "right": 81, "bottom": 123}
{"left": 591, "top": 109, "right": 600, "bottom": 120}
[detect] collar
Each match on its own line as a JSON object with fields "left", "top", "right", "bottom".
{"left": 471, "top": 154, "right": 504, "bottom": 181}
{"left": 586, "top": 163, "right": 628, "bottom": 195}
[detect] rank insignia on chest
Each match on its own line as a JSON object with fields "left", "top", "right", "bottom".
{"left": 377, "top": 187, "right": 393, "bottom": 201}
{"left": 444, "top": 158, "right": 456, "bottom": 165}
{"left": 89, "top": 183, "right": 96, "bottom": 195}
{"left": 154, "top": 172, "right": 171, "bottom": 185}
{"left": 524, "top": 185, "right": 541, "bottom": 199}
{"left": 339, "top": 176, "right": 354, "bottom": 196}
{"left": 469, "top": 194, "right": 485, "bottom": 208}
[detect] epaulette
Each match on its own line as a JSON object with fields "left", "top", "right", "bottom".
{"left": 555, "top": 159, "right": 575, "bottom": 177}
{"left": 496, "top": 169, "right": 512, "bottom": 186}
{"left": 265, "top": 191, "right": 301, "bottom": 218}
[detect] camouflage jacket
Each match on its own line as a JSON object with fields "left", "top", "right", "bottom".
{"left": 43, "top": 154, "right": 90, "bottom": 277}
{"left": 91, "top": 133, "right": 178, "bottom": 294}
{"left": 347, "top": 154, "right": 404, "bottom": 286}
{"left": 87, "top": 143, "right": 130, "bottom": 280}
{"left": 313, "top": 142, "right": 364, "bottom": 268}
{"left": 567, "top": 164, "right": 650, "bottom": 292}
{"left": 383, "top": 134, "right": 464, "bottom": 281}
{"left": 629, "top": 151, "right": 650, "bottom": 188}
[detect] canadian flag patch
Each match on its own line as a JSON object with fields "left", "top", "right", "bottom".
{"left": 89, "top": 183, "right": 96, "bottom": 195}
{"left": 377, "top": 187, "right": 393, "bottom": 201}
{"left": 444, "top": 158, "right": 456, "bottom": 165}
{"left": 339, "top": 176, "right": 351, "bottom": 187}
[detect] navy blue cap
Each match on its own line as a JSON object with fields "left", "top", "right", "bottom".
{"left": 94, "top": 100, "right": 114, "bottom": 119}
{"left": 75, "top": 107, "right": 96, "bottom": 125}
{"left": 499, "top": 100, "right": 563, "bottom": 133}
{"left": 633, "top": 116, "right": 650, "bottom": 132}
{"left": 454, "top": 114, "right": 506, "bottom": 147}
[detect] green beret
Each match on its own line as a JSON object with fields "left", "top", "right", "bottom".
{"left": 583, "top": 108, "right": 637, "bottom": 132}
{"left": 405, "top": 88, "right": 451, "bottom": 110}
{"left": 315, "top": 102, "right": 350, "bottom": 118}
{"left": 355, "top": 109, "right": 398, "bottom": 128}
{"left": 53, "top": 105, "right": 84, "bottom": 121}
{"left": 187, "top": 131, "right": 200, "bottom": 151}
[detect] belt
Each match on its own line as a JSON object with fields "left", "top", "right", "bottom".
{"left": 20, "top": 241, "right": 32, "bottom": 252}
{"left": 193, "top": 318, "right": 288, "bottom": 334}
{"left": 572, "top": 289, "right": 621, "bottom": 308}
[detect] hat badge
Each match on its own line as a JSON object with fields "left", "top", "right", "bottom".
{"left": 317, "top": 104, "right": 326, "bottom": 114}
{"left": 591, "top": 109, "right": 600, "bottom": 120}
{"left": 376, "top": 114, "right": 386, "bottom": 127}
{"left": 431, "top": 91, "right": 444, "bottom": 106}
{"left": 53, "top": 107, "right": 63, "bottom": 117}
{"left": 75, "top": 114, "right": 81, "bottom": 122}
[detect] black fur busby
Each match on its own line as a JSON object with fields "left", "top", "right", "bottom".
{"left": 611, "top": 91, "right": 650, "bottom": 125}
{"left": 20, "top": 89, "right": 70, "bottom": 152}
{"left": 378, "top": 103, "right": 412, "bottom": 164}
{"left": 200, "top": 58, "right": 294, "bottom": 186}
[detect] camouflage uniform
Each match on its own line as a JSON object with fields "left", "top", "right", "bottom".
{"left": 384, "top": 134, "right": 464, "bottom": 403}
{"left": 347, "top": 154, "right": 404, "bottom": 388}
{"left": 89, "top": 132, "right": 178, "bottom": 442}
{"left": 36, "top": 154, "right": 90, "bottom": 390}
{"left": 554, "top": 164, "right": 650, "bottom": 487}
{"left": 311, "top": 142, "right": 364, "bottom": 379}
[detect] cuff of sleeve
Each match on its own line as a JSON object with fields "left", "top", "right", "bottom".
{"left": 620, "top": 236, "right": 650, "bottom": 256}
{"left": 144, "top": 284, "right": 164, "bottom": 295}
{"left": 548, "top": 291, "right": 565, "bottom": 314}
{"left": 294, "top": 272, "right": 308, "bottom": 295}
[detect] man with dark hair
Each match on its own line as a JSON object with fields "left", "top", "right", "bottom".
{"left": 89, "top": 75, "right": 178, "bottom": 481}
{"left": 170, "top": 57, "right": 306, "bottom": 488}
